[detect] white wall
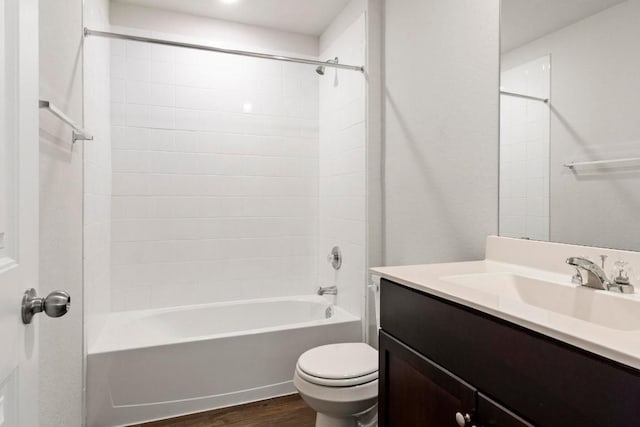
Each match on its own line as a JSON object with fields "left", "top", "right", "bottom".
{"left": 83, "top": 0, "right": 112, "bottom": 352}
{"left": 109, "top": 13, "right": 320, "bottom": 310}
{"left": 383, "top": 0, "right": 500, "bottom": 265}
{"left": 500, "top": 56, "right": 550, "bottom": 241}
{"left": 365, "top": 0, "right": 383, "bottom": 271}
{"left": 110, "top": 2, "right": 317, "bottom": 58}
{"left": 318, "top": 12, "right": 367, "bottom": 318}
{"left": 501, "top": 0, "right": 640, "bottom": 251}
{"left": 38, "top": 0, "right": 84, "bottom": 425}
{"left": 320, "top": 0, "right": 366, "bottom": 53}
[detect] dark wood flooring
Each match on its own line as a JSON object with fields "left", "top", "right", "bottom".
{"left": 131, "top": 394, "right": 315, "bottom": 427}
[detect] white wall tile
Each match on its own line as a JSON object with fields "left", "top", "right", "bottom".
{"left": 110, "top": 25, "right": 323, "bottom": 311}
{"left": 111, "top": 55, "right": 126, "bottom": 79}
{"left": 151, "top": 61, "right": 175, "bottom": 84}
{"left": 500, "top": 56, "right": 550, "bottom": 240}
{"left": 111, "top": 78, "right": 125, "bottom": 103}
{"left": 125, "top": 80, "right": 152, "bottom": 104}
{"left": 317, "top": 14, "right": 366, "bottom": 319}
{"left": 149, "top": 106, "right": 175, "bottom": 129}
{"left": 151, "top": 44, "right": 176, "bottom": 63}
{"left": 125, "top": 40, "right": 152, "bottom": 60}
{"left": 111, "top": 102, "right": 126, "bottom": 126}
{"left": 111, "top": 39, "right": 126, "bottom": 57}
{"left": 125, "top": 57, "right": 151, "bottom": 81}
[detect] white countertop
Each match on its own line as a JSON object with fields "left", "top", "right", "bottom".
{"left": 371, "top": 237, "right": 640, "bottom": 371}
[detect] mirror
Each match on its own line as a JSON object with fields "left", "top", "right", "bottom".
{"left": 499, "top": 0, "right": 640, "bottom": 251}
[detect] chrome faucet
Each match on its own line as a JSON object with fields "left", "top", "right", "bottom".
{"left": 566, "top": 257, "right": 610, "bottom": 290}
{"left": 317, "top": 285, "right": 338, "bottom": 296}
{"left": 566, "top": 257, "right": 634, "bottom": 294}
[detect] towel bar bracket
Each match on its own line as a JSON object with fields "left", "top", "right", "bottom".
{"left": 39, "top": 99, "right": 93, "bottom": 144}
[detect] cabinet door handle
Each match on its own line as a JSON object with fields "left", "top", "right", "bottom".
{"left": 455, "top": 412, "right": 472, "bottom": 426}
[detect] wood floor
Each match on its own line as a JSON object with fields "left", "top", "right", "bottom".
{"left": 131, "top": 394, "right": 316, "bottom": 427}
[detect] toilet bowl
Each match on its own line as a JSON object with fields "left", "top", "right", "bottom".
{"left": 293, "top": 342, "right": 378, "bottom": 427}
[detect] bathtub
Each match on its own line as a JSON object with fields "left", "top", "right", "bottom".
{"left": 86, "top": 295, "right": 361, "bottom": 426}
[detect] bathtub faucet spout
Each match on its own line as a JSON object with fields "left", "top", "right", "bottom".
{"left": 317, "top": 285, "right": 338, "bottom": 296}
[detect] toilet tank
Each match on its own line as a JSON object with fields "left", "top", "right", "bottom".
{"left": 365, "top": 275, "right": 381, "bottom": 349}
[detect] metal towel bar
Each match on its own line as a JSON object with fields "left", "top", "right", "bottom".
{"left": 500, "top": 90, "right": 549, "bottom": 103}
{"left": 564, "top": 157, "right": 640, "bottom": 168}
{"left": 39, "top": 99, "right": 93, "bottom": 143}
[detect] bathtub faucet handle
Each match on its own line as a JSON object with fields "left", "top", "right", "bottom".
{"left": 327, "top": 246, "right": 342, "bottom": 270}
{"left": 317, "top": 285, "right": 338, "bottom": 296}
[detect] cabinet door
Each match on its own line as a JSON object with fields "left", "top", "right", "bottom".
{"left": 477, "top": 393, "right": 534, "bottom": 427}
{"left": 379, "top": 331, "right": 477, "bottom": 427}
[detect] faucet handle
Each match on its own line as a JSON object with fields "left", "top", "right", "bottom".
{"left": 327, "top": 246, "right": 342, "bottom": 270}
{"left": 599, "top": 254, "right": 608, "bottom": 269}
{"left": 605, "top": 261, "right": 635, "bottom": 294}
{"left": 612, "top": 261, "right": 633, "bottom": 285}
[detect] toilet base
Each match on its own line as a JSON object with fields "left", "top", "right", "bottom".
{"left": 356, "top": 404, "right": 378, "bottom": 427}
{"left": 316, "top": 412, "right": 357, "bottom": 427}
{"left": 314, "top": 405, "right": 378, "bottom": 427}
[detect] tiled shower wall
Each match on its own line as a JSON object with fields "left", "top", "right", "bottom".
{"left": 110, "top": 35, "right": 320, "bottom": 310}
{"left": 499, "top": 55, "right": 550, "bottom": 241}
{"left": 318, "top": 14, "right": 367, "bottom": 318}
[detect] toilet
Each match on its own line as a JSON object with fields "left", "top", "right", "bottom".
{"left": 294, "top": 278, "right": 381, "bottom": 427}
{"left": 294, "top": 342, "right": 378, "bottom": 427}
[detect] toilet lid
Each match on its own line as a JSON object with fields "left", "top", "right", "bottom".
{"left": 297, "top": 343, "right": 378, "bottom": 381}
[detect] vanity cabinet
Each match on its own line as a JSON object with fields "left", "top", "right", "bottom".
{"left": 379, "top": 332, "right": 531, "bottom": 427}
{"left": 378, "top": 279, "right": 640, "bottom": 427}
{"left": 379, "top": 330, "right": 476, "bottom": 426}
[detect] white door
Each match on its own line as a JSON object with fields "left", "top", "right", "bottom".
{"left": 0, "top": 0, "right": 39, "bottom": 425}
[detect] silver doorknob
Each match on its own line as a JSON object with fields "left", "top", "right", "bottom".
{"left": 455, "top": 412, "right": 471, "bottom": 427}
{"left": 22, "top": 288, "right": 71, "bottom": 324}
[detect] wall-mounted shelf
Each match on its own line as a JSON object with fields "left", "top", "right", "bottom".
{"left": 563, "top": 157, "right": 640, "bottom": 169}
{"left": 39, "top": 99, "right": 93, "bottom": 143}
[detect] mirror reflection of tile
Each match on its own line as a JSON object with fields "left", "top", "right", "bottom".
{"left": 500, "top": 56, "right": 550, "bottom": 241}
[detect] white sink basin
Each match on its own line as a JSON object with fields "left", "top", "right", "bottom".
{"left": 440, "top": 272, "right": 640, "bottom": 331}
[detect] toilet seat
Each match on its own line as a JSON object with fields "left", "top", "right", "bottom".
{"left": 296, "top": 364, "right": 378, "bottom": 387}
{"left": 296, "top": 343, "right": 378, "bottom": 387}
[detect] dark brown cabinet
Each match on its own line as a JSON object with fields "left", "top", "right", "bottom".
{"left": 476, "top": 393, "right": 532, "bottom": 427}
{"left": 379, "top": 278, "right": 640, "bottom": 427}
{"left": 379, "top": 331, "right": 531, "bottom": 427}
{"left": 379, "top": 331, "right": 476, "bottom": 426}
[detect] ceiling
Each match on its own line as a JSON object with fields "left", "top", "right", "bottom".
{"left": 112, "top": 0, "right": 351, "bottom": 36}
{"left": 501, "top": 0, "right": 627, "bottom": 52}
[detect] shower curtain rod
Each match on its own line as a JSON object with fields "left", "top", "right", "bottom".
{"left": 84, "top": 28, "right": 365, "bottom": 73}
{"left": 500, "top": 90, "right": 549, "bottom": 103}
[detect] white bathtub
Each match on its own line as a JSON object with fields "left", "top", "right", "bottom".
{"left": 86, "top": 296, "right": 361, "bottom": 426}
